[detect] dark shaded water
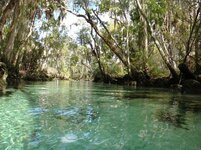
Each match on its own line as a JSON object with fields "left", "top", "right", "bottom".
{"left": 0, "top": 81, "right": 201, "bottom": 150}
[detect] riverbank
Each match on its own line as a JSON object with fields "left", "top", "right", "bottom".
{"left": 93, "top": 64, "right": 201, "bottom": 94}
{"left": 1, "top": 61, "right": 201, "bottom": 94}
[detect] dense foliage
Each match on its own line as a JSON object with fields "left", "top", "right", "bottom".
{"left": 0, "top": 0, "right": 200, "bottom": 82}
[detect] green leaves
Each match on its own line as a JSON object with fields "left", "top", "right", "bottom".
{"left": 99, "top": 0, "right": 110, "bottom": 12}
{"left": 146, "top": 0, "right": 168, "bottom": 26}
{"left": 70, "top": 55, "right": 79, "bottom": 65}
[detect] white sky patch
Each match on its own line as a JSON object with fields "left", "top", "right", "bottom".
{"left": 62, "top": 0, "right": 112, "bottom": 40}
{"left": 99, "top": 12, "right": 111, "bottom": 22}
{"left": 62, "top": 6, "right": 111, "bottom": 40}
{"left": 61, "top": 12, "right": 89, "bottom": 40}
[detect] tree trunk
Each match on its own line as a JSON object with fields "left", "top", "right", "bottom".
{"left": 143, "top": 9, "right": 148, "bottom": 69}
{"left": 67, "top": 10, "right": 137, "bottom": 74}
{"left": 4, "top": 0, "right": 20, "bottom": 62}
{"left": 89, "top": 30, "right": 105, "bottom": 77}
{"left": 126, "top": 12, "right": 131, "bottom": 75}
{"left": 184, "top": 3, "right": 201, "bottom": 63}
{"left": 195, "top": 37, "right": 200, "bottom": 73}
{"left": 136, "top": 0, "right": 178, "bottom": 79}
{"left": 178, "top": 63, "right": 196, "bottom": 80}
{"left": 166, "top": 7, "right": 177, "bottom": 69}
{"left": 0, "top": 0, "right": 16, "bottom": 41}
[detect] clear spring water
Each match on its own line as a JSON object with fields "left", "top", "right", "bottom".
{"left": 0, "top": 81, "right": 201, "bottom": 150}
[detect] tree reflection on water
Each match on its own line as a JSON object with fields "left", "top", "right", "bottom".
{"left": 155, "top": 94, "right": 201, "bottom": 130}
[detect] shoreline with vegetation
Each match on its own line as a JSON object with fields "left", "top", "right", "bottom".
{"left": 1, "top": 61, "right": 201, "bottom": 94}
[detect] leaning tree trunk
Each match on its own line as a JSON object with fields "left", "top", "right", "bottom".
{"left": 136, "top": 0, "right": 178, "bottom": 79}
{"left": 67, "top": 9, "right": 139, "bottom": 76}
{"left": 88, "top": 31, "right": 105, "bottom": 77}
{"left": 0, "top": 0, "right": 16, "bottom": 42}
{"left": 4, "top": 0, "right": 20, "bottom": 62}
{"left": 184, "top": 3, "right": 201, "bottom": 63}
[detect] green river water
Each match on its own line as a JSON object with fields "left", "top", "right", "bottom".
{"left": 0, "top": 81, "right": 201, "bottom": 150}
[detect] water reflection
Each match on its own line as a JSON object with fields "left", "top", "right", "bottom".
{"left": 1, "top": 81, "right": 201, "bottom": 149}
{"left": 0, "top": 88, "right": 16, "bottom": 97}
{"left": 174, "top": 95, "right": 201, "bottom": 113}
{"left": 110, "top": 86, "right": 201, "bottom": 130}
{"left": 155, "top": 94, "right": 201, "bottom": 130}
{"left": 155, "top": 109, "right": 188, "bottom": 130}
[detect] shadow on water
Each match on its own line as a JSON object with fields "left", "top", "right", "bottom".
{"left": 154, "top": 94, "right": 201, "bottom": 130}
{"left": 174, "top": 95, "right": 201, "bottom": 113}
{"left": 104, "top": 86, "right": 201, "bottom": 130}
{"left": 155, "top": 109, "right": 188, "bottom": 130}
{"left": 89, "top": 84, "right": 201, "bottom": 131}
{"left": 0, "top": 90, "right": 15, "bottom": 97}
{"left": 0, "top": 80, "right": 28, "bottom": 97}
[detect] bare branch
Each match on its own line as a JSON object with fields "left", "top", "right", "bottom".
{"left": 66, "top": 9, "right": 89, "bottom": 22}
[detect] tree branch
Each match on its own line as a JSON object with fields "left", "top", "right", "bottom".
{"left": 135, "top": 0, "right": 178, "bottom": 78}
{"left": 184, "top": 4, "right": 201, "bottom": 63}
{"left": 67, "top": 9, "right": 130, "bottom": 69}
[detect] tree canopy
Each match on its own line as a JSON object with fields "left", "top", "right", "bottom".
{"left": 0, "top": 0, "right": 200, "bottom": 84}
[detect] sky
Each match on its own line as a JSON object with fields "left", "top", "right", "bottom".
{"left": 61, "top": 0, "right": 87, "bottom": 40}
{"left": 62, "top": 12, "right": 111, "bottom": 41}
{"left": 62, "top": 0, "right": 111, "bottom": 40}
{"left": 35, "top": 0, "right": 112, "bottom": 41}
{"left": 62, "top": 12, "right": 87, "bottom": 40}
